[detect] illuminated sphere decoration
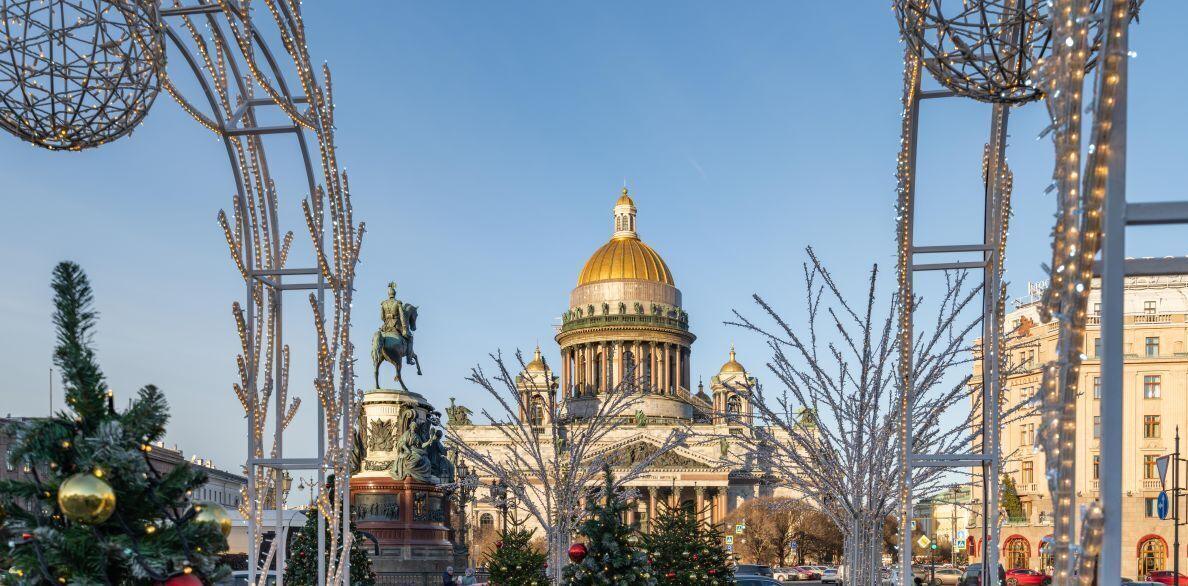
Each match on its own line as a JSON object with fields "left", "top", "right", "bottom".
{"left": 895, "top": 0, "right": 1098, "bottom": 104}
{"left": 57, "top": 472, "right": 117, "bottom": 525}
{"left": 0, "top": 0, "right": 165, "bottom": 151}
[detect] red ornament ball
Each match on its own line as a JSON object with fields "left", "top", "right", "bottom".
{"left": 568, "top": 542, "right": 588, "bottom": 563}
{"left": 159, "top": 574, "right": 203, "bottom": 586}
{"left": 496, "top": 540, "right": 504, "bottom": 549}
{"left": 709, "top": 569, "right": 717, "bottom": 576}
{"left": 666, "top": 571, "right": 677, "bottom": 579}
{"left": 693, "top": 554, "right": 699, "bottom": 560}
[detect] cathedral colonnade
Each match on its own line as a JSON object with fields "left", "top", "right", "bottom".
{"left": 561, "top": 340, "right": 691, "bottom": 397}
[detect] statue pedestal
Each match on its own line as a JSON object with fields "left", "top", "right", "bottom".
{"left": 351, "top": 476, "right": 454, "bottom": 573}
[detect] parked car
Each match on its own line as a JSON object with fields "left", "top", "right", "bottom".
{"left": 961, "top": 563, "right": 1006, "bottom": 586}
{"left": 931, "top": 568, "right": 965, "bottom": 586}
{"left": 1146, "top": 571, "right": 1188, "bottom": 586}
{"left": 214, "top": 571, "right": 278, "bottom": 586}
{"left": 735, "top": 577, "right": 785, "bottom": 586}
{"left": 774, "top": 567, "right": 812, "bottom": 581}
{"left": 799, "top": 566, "right": 824, "bottom": 580}
{"left": 1005, "top": 569, "right": 1052, "bottom": 586}
{"left": 735, "top": 564, "right": 775, "bottom": 578}
{"left": 822, "top": 566, "right": 844, "bottom": 584}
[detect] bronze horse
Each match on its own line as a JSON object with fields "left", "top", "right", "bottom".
{"left": 371, "top": 304, "right": 421, "bottom": 390}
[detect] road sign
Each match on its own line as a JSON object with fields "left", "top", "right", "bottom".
{"left": 735, "top": 524, "right": 745, "bottom": 534}
{"left": 956, "top": 539, "right": 966, "bottom": 551}
{"left": 726, "top": 544, "right": 733, "bottom": 553}
{"left": 725, "top": 536, "right": 734, "bottom": 545}
{"left": 790, "top": 540, "right": 798, "bottom": 551}
{"left": 1159, "top": 491, "right": 1171, "bottom": 520}
{"left": 957, "top": 530, "right": 967, "bottom": 540}
{"left": 1159, "top": 455, "right": 1172, "bottom": 486}
{"left": 911, "top": 520, "right": 917, "bottom": 531}
{"left": 917, "top": 535, "right": 932, "bottom": 549}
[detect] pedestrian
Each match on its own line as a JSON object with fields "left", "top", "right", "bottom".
{"left": 460, "top": 568, "right": 477, "bottom": 585}
{"left": 442, "top": 565, "right": 455, "bottom": 585}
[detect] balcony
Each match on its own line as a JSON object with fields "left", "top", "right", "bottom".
{"left": 1135, "top": 314, "right": 1173, "bottom": 324}
{"left": 1087, "top": 315, "right": 1101, "bottom": 325}
{"left": 1143, "top": 479, "right": 1163, "bottom": 491}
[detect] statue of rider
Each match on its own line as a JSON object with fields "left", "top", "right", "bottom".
{"left": 380, "top": 281, "right": 413, "bottom": 364}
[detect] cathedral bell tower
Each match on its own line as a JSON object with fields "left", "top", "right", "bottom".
{"left": 516, "top": 346, "right": 557, "bottom": 426}
{"left": 711, "top": 347, "right": 754, "bottom": 426}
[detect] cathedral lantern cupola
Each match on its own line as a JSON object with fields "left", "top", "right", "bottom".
{"left": 613, "top": 187, "right": 637, "bottom": 237}
{"left": 711, "top": 346, "right": 755, "bottom": 426}
{"left": 516, "top": 346, "right": 557, "bottom": 426}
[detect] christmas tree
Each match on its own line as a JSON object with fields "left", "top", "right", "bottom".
{"left": 640, "top": 504, "right": 733, "bottom": 584}
{"left": 282, "top": 496, "right": 376, "bottom": 586}
{"left": 563, "top": 466, "right": 654, "bottom": 586}
{"left": 484, "top": 526, "right": 548, "bottom": 586}
{"left": 0, "top": 261, "right": 228, "bottom": 584}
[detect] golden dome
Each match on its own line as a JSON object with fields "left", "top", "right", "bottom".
{"left": 578, "top": 236, "right": 674, "bottom": 286}
{"left": 577, "top": 189, "right": 674, "bottom": 286}
{"left": 720, "top": 346, "right": 745, "bottom": 374}
{"left": 525, "top": 346, "right": 547, "bottom": 372}
{"left": 616, "top": 187, "right": 635, "bottom": 207}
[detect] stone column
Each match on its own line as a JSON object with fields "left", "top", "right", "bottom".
{"left": 695, "top": 486, "right": 706, "bottom": 522}
{"left": 601, "top": 342, "right": 609, "bottom": 393}
{"left": 585, "top": 344, "right": 593, "bottom": 394}
{"left": 562, "top": 348, "right": 570, "bottom": 396}
{"left": 669, "top": 486, "right": 680, "bottom": 510}
{"left": 648, "top": 487, "right": 658, "bottom": 532}
{"left": 675, "top": 345, "right": 683, "bottom": 393}
{"left": 615, "top": 342, "right": 624, "bottom": 389}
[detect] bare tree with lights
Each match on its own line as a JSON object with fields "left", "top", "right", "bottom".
{"left": 721, "top": 249, "right": 986, "bottom": 586}
{"left": 447, "top": 351, "right": 688, "bottom": 585}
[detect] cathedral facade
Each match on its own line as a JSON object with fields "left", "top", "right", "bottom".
{"left": 451, "top": 189, "right": 790, "bottom": 538}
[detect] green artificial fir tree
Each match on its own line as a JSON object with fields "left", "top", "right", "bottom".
{"left": 563, "top": 466, "right": 654, "bottom": 586}
{"left": 0, "top": 262, "right": 228, "bottom": 584}
{"left": 640, "top": 504, "right": 733, "bottom": 584}
{"left": 282, "top": 496, "right": 376, "bottom": 586}
{"left": 484, "top": 526, "right": 548, "bottom": 586}
{"left": 1002, "top": 474, "right": 1025, "bottom": 522}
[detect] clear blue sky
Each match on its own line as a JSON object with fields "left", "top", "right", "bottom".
{"left": 1, "top": 2, "right": 1186, "bottom": 471}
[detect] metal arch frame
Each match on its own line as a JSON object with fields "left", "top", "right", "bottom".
{"left": 153, "top": 2, "right": 347, "bottom": 584}
{"left": 896, "top": 79, "right": 1010, "bottom": 586}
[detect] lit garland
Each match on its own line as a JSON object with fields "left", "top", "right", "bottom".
{"left": 1033, "top": 0, "right": 1132, "bottom": 584}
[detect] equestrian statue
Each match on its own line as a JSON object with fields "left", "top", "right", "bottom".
{"left": 371, "top": 281, "right": 422, "bottom": 390}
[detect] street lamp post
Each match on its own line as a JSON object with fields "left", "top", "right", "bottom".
{"left": 490, "top": 480, "right": 510, "bottom": 531}
{"left": 450, "top": 460, "right": 479, "bottom": 569}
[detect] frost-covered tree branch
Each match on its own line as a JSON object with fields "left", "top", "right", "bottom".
{"left": 446, "top": 350, "right": 688, "bottom": 585}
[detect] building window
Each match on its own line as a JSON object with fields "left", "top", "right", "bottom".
{"left": 479, "top": 513, "right": 494, "bottom": 529}
{"left": 1145, "top": 375, "right": 1162, "bottom": 399}
{"left": 1022, "top": 461, "right": 1035, "bottom": 484}
{"left": 1146, "top": 498, "right": 1160, "bottom": 518}
{"left": 1094, "top": 302, "right": 1101, "bottom": 314}
{"left": 1028, "top": 424, "right": 1035, "bottom": 445}
{"left": 1145, "top": 301, "right": 1158, "bottom": 315}
{"left": 1139, "top": 537, "right": 1167, "bottom": 576}
{"left": 1093, "top": 455, "right": 1100, "bottom": 480}
{"left": 1094, "top": 376, "right": 1102, "bottom": 399}
{"left": 1005, "top": 536, "right": 1031, "bottom": 570}
{"left": 726, "top": 395, "right": 742, "bottom": 416}
{"left": 1145, "top": 455, "right": 1159, "bottom": 480}
{"left": 529, "top": 396, "right": 546, "bottom": 427}
{"left": 1145, "top": 415, "right": 1162, "bottom": 439}
{"left": 1094, "top": 338, "right": 1102, "bottom": 357}
{"left": 1146, "top": 337, "right": 1160, "bottom": 357}
{"left": 1094, "top": 416, "right": 1101, "bottom": 439}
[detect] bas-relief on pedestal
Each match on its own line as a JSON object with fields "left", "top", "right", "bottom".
{"left": 351, "top": 282, "right": 456, "bottom": 573}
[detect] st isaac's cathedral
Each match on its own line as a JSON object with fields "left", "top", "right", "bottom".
{"left": 451, "top": 189, "right": 793, "bottom": 535}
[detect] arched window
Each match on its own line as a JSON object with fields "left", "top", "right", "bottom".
{"left": 530, "top": 396, "right": 546, "bottom": 426}
{"left": 1039, "top": 535, "right": 1054, "bottom": 573}
{"left": 479, "top": 513, "right": 494, "bottom": 530}
{"left": 967, "top": 537, "right": 977, "bottom": 558}
{"left": 726, "top": 395, "right": 742, "bottom": 416}
{"left": 1004, "top": 535, "right": 1030, "bottom": 570}
{"left": 1138, "top": 535, "right": 1168, "bottom": 576}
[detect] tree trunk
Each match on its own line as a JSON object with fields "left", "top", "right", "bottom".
{"left": 843, "top": 513, "right": 885, "bottom": 586}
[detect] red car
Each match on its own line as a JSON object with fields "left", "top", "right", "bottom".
{"left": 1005, "top": 569, "right": 1052, "bottom": 586}
{"left": 1146, "top": 571, "right": 1188, "bottom": 585}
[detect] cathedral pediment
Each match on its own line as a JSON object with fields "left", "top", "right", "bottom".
{"left": 593, "top": 438, "right": 713, "bottom": 470}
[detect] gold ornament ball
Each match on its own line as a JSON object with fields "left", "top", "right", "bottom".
{"left": 57, "top": 473, "right": 116, "bottom": 524}
{"left": 193, "top": 501, "right": 232, "bottom": 538}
